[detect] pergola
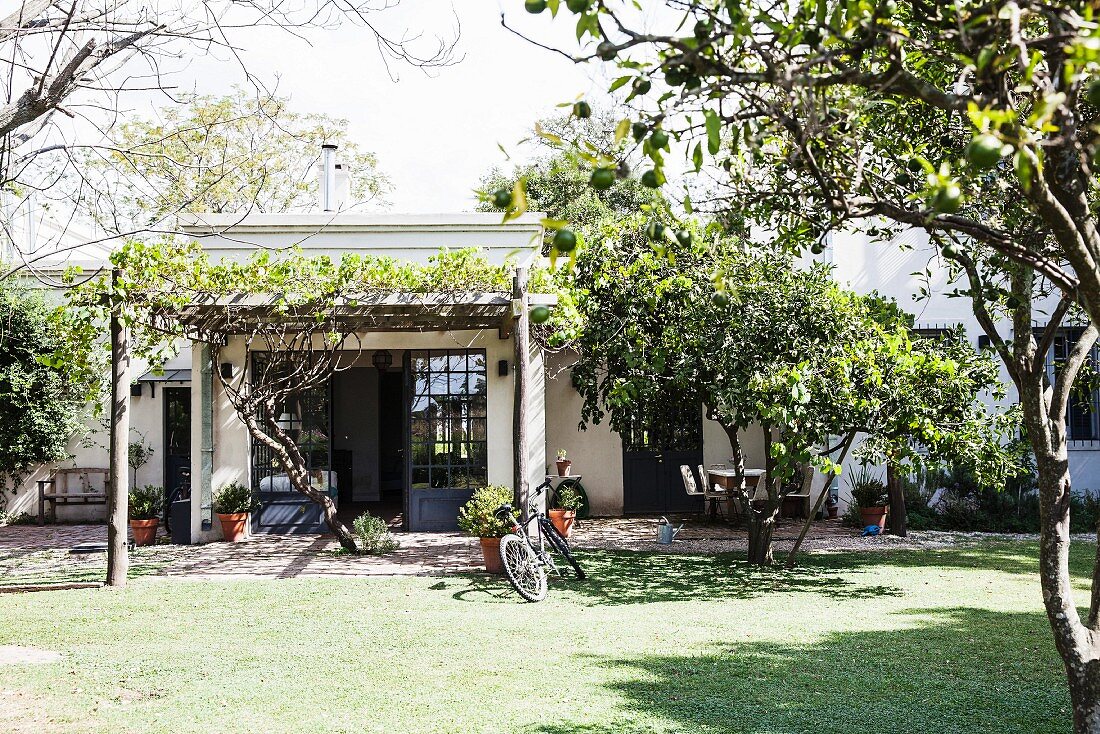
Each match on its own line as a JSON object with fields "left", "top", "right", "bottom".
{"left": 104, "top": 268, "right": 555, "bottom": 585}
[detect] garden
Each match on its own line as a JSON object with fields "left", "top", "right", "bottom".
{"left": 0, "top": 540, "right": 1078, "bottom": 733}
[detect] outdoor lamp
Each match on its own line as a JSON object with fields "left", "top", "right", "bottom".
{"left": 372, "top": 349, "right": 393, "bottom": 371}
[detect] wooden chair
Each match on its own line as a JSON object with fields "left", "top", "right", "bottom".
{"left": 37, "top": 468, "right": 109, "bottom": 524}
{"left": 781, "top": 465, "right": 815, "bottom": 518}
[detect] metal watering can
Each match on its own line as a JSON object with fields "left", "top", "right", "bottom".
{"left": 656, "top": 517, "right": 684, "bottom": 544}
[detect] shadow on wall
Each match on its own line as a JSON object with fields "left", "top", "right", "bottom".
{"left": 533, "top": 607, "right": 1069, "bottom": 734}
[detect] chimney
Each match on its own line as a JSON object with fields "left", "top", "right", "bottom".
{"left": 321, "top": 144, "right": 338, "bottom": 212}
{"left": 317, "top": 144, "right": 350, "bottom": 212}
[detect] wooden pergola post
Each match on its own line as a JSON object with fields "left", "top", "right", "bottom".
{"left": 512, "top": 267, "right": 530, "bottom": 513}
{"left": 107, "top": 268, "right": 130, "bottom": 587}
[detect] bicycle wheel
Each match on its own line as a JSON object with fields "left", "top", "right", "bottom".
{"left": 499, "top": 534, "right": 548, "bottom": 602}
{"left": 540, "top": 519, "right": 586, "bottom": 580}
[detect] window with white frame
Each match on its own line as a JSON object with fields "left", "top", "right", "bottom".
{"left": 1045, "top": 327, "right": 1100, "bottom": 441}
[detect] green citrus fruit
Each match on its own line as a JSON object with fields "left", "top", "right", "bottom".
{"left": 804, "top": 28, "right": 821, "bottom": 46}
{"left": 596, "top": 41, "right": 617, "bottom": 61}
{"left": 1006, "top": 295, "right": 1023, "bottom": 310}
{"left": 712, "top": 291, "right": 730, "bottom": 308}
{"left": 881, "top": 0, "right": 897, "bottom": 16}
{"left": 941, "top": 242, "right": 960, "bottom": 259}
{"left": 932, "top": 182, "right": 963, "bottom": 214}
{"left": 640, "top": 169, "right": 661, "bottom": 188}
{"left": 650, "top": 129, "right": 670, "bottom": 149}
{"left": 553, "top": 228, "right": 577, "bottom": 253}
{"left": 646, "top": 221, "right": 666, "bottom": 241}
{"left": 906, "top": 158, "right": 923, "bottom": 173}
{"left": 491, "top": 188, "right": 512, "bottom": 209}
{"left": 694, "top": 20, "right": 710, "bottom": 39}
{"left": 529, "top": 304, "right": 551, "bottom": 324}
{"left": 665, "top": 67, "right": 687, "bottom": 86}
{"left": 633, "top": 77, "right": 651, "bottom": 95}
{"left": 965, "top": 134, "right": 1003, "bottom": 170}
{"left": 565, "top": 0, "right": 589, "bottom": 12}
{"left": 524, "top": 0, "right": 547, "bottom": 13}
{"left": 632, "top": 122, "right": 648, "bottom": 142}
{"left": 810, "top": 242, "right": 825, "bottom": 255}
{"left": 573, "top": 100, "right": 592, "bottom": 119}
{"left": 676, "top": 230, "right": 692, "bottom": 246}
{"left": 894, "top": 172, "right": 913, "bottom": 188}
{"left": 1087, "top": 78, "right": 1100, "bottom": 108}
{"left": 589, "top": 167, "right": 616, "bottom": 190}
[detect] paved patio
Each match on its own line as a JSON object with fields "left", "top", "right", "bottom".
{"left": 0, "top": 516, "right": 945, "bottom": 587}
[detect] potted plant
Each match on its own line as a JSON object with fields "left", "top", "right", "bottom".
{"left": 457, "top": 484, "right": 513, "bottom": 574}
{"left": 555, "top": 449, "right": 572, "bottom": 477}
{"left": 849, "top": 468, "right": 889, "bottom": 529}
{"left": 213, "top": 480, "right": 256, "bottom": 543}
{"left": 549, "top": 484, "right": 583, "bottom": 538}
{"left": 128, "top": 484, "right": 164, "bottom": 546}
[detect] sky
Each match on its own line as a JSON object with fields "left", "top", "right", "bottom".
{"left": 181, "top": 0, "right": 615, "bottom": 213}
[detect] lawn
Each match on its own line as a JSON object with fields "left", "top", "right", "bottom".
{"left": 0, "top": 541, "right": 1082, "bottom": 734}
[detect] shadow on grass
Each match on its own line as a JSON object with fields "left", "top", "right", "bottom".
{"left": 532, "top": 607, "right": 1069, "bottom": 734}
{"left": 0, "top": 548, "right": 168, "bottom": 589}
{"left": 445, "top": 549, "right": 903, "bottom": 606}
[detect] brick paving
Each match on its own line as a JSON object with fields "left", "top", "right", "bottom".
{"left": 0, "top": 516, "right": 959, "bottom": 585}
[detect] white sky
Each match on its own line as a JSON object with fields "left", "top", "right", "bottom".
{"left": 179, "top": 1, "right": 615, "bottom": 213}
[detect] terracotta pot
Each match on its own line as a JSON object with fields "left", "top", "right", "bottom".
{"left": 480, "top": 537, "right": 504, "bottom": 574}
{"left": 827, "top": 505, "right": 839, "bottom": 520}
{"left": 548, "top": 509, "right": 576, "bottom": 538}
{"left": 217, "top": 512, "right": 249, "bottom": 543}
{"left": 859, "top": 505, "right": 889, "bottom": 528}
{"left": 129, "top": 518, "right": 159, "bottom": 547}
{"left": 556, "top": 460, "right": 573, "bottom": 477}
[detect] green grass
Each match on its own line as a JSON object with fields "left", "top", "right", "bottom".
{"left": 0, "top": 541, "right": 1084, "bottom": 733}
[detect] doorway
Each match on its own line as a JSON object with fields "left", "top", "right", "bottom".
{"left": 163, "top": 387, "right": 192, "bottom": 506}
{"left": 621, "top": 402, "right": 704, "bottom": 514}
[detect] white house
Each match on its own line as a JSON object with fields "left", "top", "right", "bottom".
{"left": 5, "top": 174, "right": 1095, "bottom": 536}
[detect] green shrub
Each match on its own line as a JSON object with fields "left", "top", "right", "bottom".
{"left": 213, "top": 481, "right": 256, "bottom": 515}
{"left": 353, "top": 512, "right": 399, "bottom": 555}
{"left": 128, "top": 485, "right": 164, "bottom": 520}
{"left": 848, "top": 466, "right": 888, "bottom": 508}
{"left": 457, "top": 484, "right": 513, "bottom": 538}
{"left": 553, "top": 485, "right": 584, "bottom": 511}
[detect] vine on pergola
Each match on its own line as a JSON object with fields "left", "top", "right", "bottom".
{"left": 56, "top": 240, "right": 525, "bottom": 552}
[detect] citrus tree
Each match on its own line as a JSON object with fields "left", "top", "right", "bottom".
{"left": 565, "top": 216, "right": 1013, "bottom": 563}
{"left": 512, "top": 2, "right": 1100, "bottom": 723}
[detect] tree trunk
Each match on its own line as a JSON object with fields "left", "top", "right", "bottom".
{"left": 242, "top": 413, "right": 359, "bottom": 553}
{"left": 887, "top": 460, "right": 907, "bottom": 537}
{"left": 106, "top": 272, "right": 129, "bottom": 587}
{"left": 747, "top": 513, "right": 775, "bottom": 565}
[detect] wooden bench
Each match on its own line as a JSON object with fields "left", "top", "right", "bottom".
{"left": 37, "top": 469, "right": 110, "bottom": 525}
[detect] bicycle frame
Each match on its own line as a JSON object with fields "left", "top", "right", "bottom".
{"left": 502, "top": 480, "right": 560, "bottom": 574}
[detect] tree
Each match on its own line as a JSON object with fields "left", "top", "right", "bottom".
{"left": 1, "top": 0, "right": 456, "bottom": 271}
{"left": 56, "top": 241, "right": 514, "bottom": 553}
{"left": 565, "top": 216, "right": 1012, "bottom": 564}
{"left": 74, "top": 92, "right": 391, "bottom": 236}
{"left": 0, "top": 279, "right": 89, "bottom": 513}
{"left": 511, "top": 1, "right": 1100, "bottom": 726}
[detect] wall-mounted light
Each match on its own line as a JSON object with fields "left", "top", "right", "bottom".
{"left": 220, "top": 362, "right": 234, "bottom": 379}
{"left": 372, "top": 349, "right": 393, "bottom": 371}
{"left": 498, "top": 359, "right": 509, "bottom": 377}
{"left": 130, "top": 383, "right": 143, "bottom": 397}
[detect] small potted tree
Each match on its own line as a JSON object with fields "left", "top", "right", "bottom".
{"left": 457, "top": 484, "right": 513, "bottom": 574}
{"left": 548, "top": 484, "right": 583, "bottom": 538}
{"left": 555, "top": 449, "right": 572, "bottom": 477}
{"left": 213, "top": 481, "right": 256, "bottom": 543}
{"left": 850, "top": 469, "right": 889, "bottom": 529}
{"left": 128, "top": 484, "right": 164, "bottom": 546}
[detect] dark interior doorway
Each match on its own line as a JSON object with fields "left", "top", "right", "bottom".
{"left": 621, "top": 401, "right": 704, "bottom": 514}
{"left": 163, "top": 387, "right": 192, "bottom": 506}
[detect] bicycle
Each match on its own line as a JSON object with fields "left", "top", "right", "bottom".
{"left": 494, "top": 478, "right": 586, "bottom": 602}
